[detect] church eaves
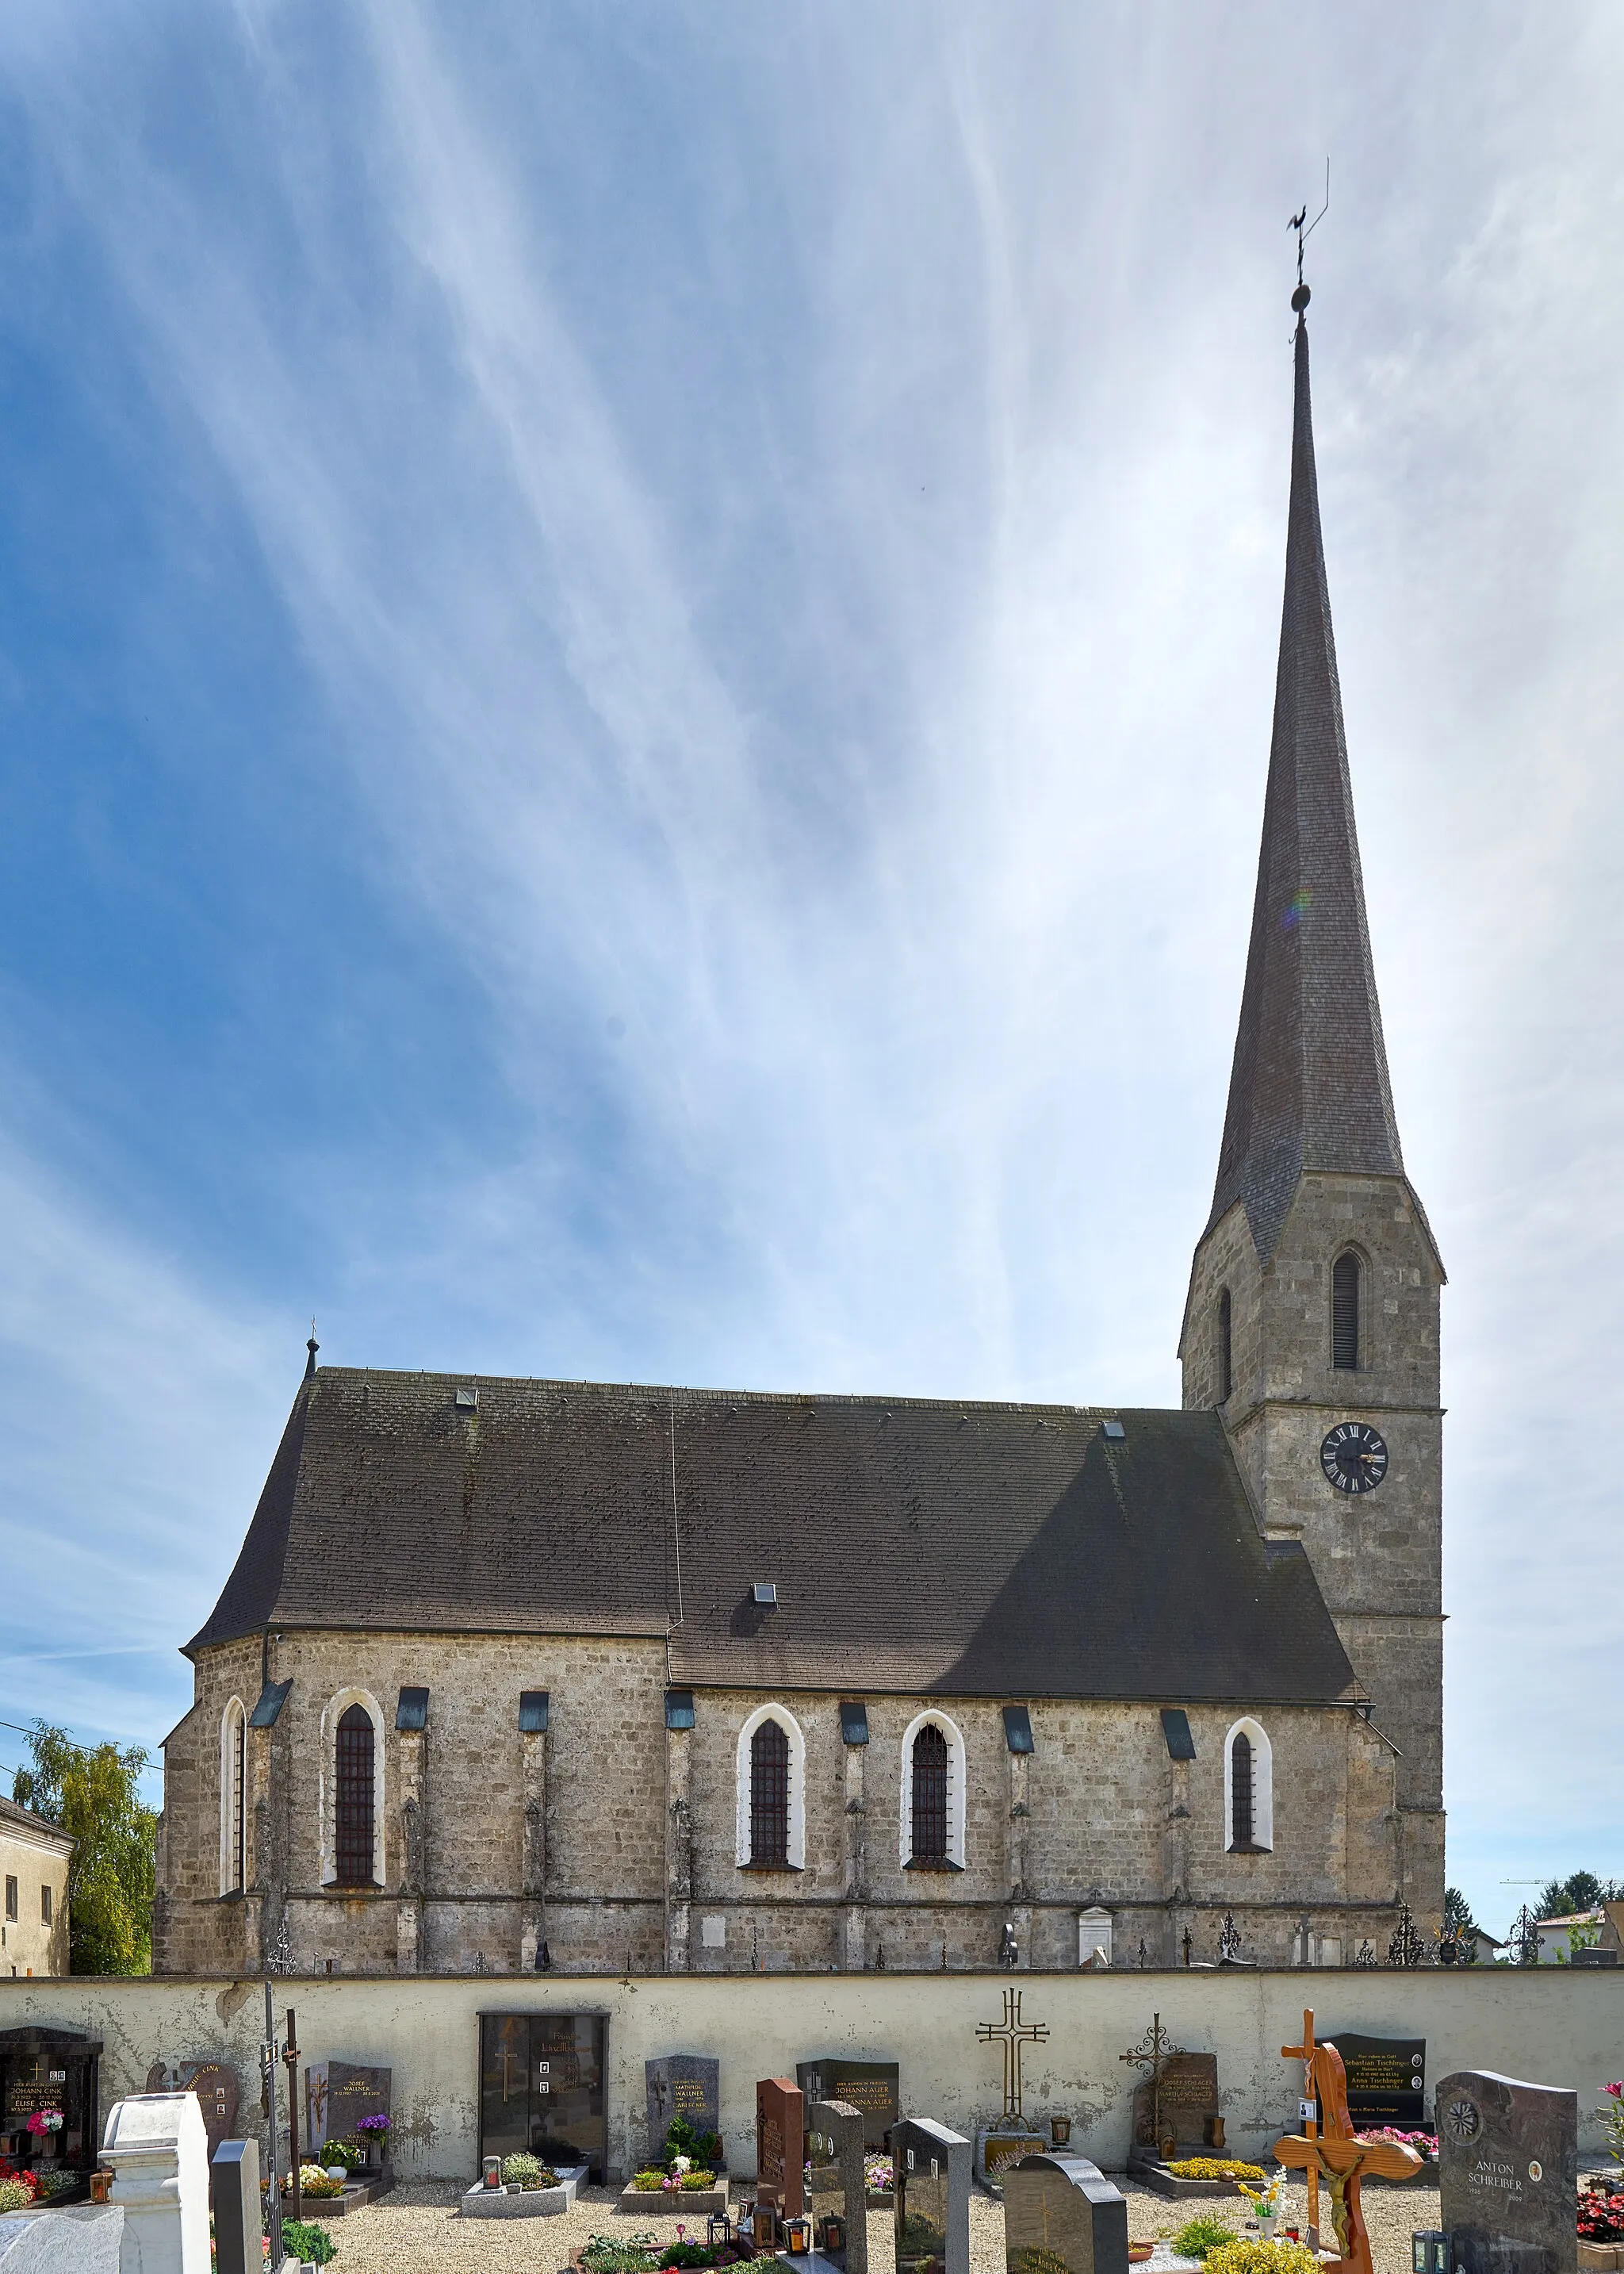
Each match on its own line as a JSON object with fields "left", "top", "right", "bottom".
{"left": 1205, "top": 300, "right": 1404, "bottom": 1265}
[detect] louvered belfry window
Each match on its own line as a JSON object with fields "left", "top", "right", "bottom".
{"left": 911, "top": 1724, "right": 949, "bottom": 1865}
{"left": 231, "top": 1714, "right": 247, "bottom": 1891}
{"left": 1231, "top": 1731, "right": 1254, "bottom": 1848}
{"left": 1331, "top": 1252, "right": 1361, "bottom": 1370}
{"left": 1217, "top": 1287, "right": 1233, "bottom": 1403}
{"left": 335, "top": 1704, "right": 377, "bottom": 1886}
{"left": 749, "top": 1717, "right": 790, "bottom": 1867}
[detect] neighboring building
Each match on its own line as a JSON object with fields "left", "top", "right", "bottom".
{"left": 0, "top": 1797, "right": 72, "bottom": 1977}
{"left": 154, "top": 284, "right": 1446, "bottom": 1979}
{"left": 1534, "top": 1903, "right": 1624, "bottom": 1964}
{"left": 1464, "top": 1926, "right": 1506, "bottom": 1965}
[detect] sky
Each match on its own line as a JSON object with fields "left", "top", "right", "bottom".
{"left": 0, "top": 1, "right": 1620, "bottom": 1947}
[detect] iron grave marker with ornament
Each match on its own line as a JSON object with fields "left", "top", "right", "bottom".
{"left": 1005, "top": 2153, "right": 1130, "bottom": 2274}
{"left": 893, "top": 2115, "right": 971, "bottom": 2274}
{"left": 798, "top": 2059, "right": 899, "bottom": 2151}
{"left": 1435, "top": 2069, "right": 1578, "bottom": 2274}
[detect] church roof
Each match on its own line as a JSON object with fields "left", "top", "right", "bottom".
{"left": 1205, "top": 305, "right": 1407, "bottom": 1264}
{"left": 187, "top": 1366, "right": 1359, "bottom": 1705}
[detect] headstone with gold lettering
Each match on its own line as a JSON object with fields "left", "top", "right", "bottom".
{"left": 1435, "top": 2069, "right": 1578, "bottom": 2274}
{"left": 646, "top": 2054, "right": 721, "bottom": 2165}
{"left": 304, "top": 2059, "right": 391, "bottom": 2158}
{"left": 145, "top": 2061, "right": 241, "bottom": 2162}
{"left": 798, "top": 2059, "right": 899, "bottom": 2151}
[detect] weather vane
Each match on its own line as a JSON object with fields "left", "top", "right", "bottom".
{"left": 1289, "top": 159, "right": 1331, "bottom": 309}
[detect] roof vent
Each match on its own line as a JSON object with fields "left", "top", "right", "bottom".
{"left": 455, "top": 1386, "right": 478, "bottom": 1409}
{"left": 752, "top": 1581, "right": 778, "bottom": 1606}
{"left": 1102, "top": 1419, "right": 1126, "bottom": 1440}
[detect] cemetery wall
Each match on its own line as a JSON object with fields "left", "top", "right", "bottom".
{"left": 6, "top": 1966, "right": 1619, "bottom": 2186}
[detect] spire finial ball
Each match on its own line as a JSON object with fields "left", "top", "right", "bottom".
{"left": 1291, "top": 284, "right": 1311, "bottom": 313}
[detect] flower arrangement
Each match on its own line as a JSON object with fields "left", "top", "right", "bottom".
{"left": 0, "top": 2180, "right": 36, "bottom": 2215}
{"left": 324, "top": 2138, "right": 363, "bottom": 2173}
{"left": 24, "top": 2110, "right": 63, "bottom": 2138}
{"left": 1203, "top": 2241, "right": 1321, "bottom": 2274}
{"left": 1580, "top": 2180, "right": 1624, "bottom": 2243}
{"left": 1236, "top": 2174, "right": 1284, "bottom": 2228}
{"left": 298, "top": 2162, "right": 345, "bottom": 2199}
{"left": 500, "top": 2153, "right": 560, "bottom": 2190}
{"left": 865, "top": 2155, "right": 894, "bottom": 2194}
{"left": 634, "top": 2169, "right": 671, "bottom": 2192}
{"left": 1166, "top": 2160, "right": 1267, "bottom": 2183}
{"left": 1358, "top": 2127, "right": 1437, "bottom": 2160}
{"left": 1602, "top": 2083, "right": 1624, "bottom": 2169}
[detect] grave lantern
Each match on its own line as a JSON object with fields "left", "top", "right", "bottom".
{"left": 783, "top": 2213, "right": 813, "bottom": 2255}
{"left": 1413, "top": 2232, "right": 1450, "bottom": 2274}
{"left": 707, "top": 2212, "right": 733, "bottom": 2248}
{"left": 750, "top": 2201, "right": 778, "bottom": 2249}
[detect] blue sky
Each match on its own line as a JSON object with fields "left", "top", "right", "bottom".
{"left": 0, "top": 2, "right": 1620, "bottom": 1944}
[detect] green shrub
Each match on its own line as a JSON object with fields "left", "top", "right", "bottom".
{"left": 280, "top": 2216, "right": 338, "bottom": 2264}
{"left": 1174, "top": 2215, "right": 1239, "bottom": 2260}
{"left": 632, "top": 2169, "right": 669, "bottom": 2191}
{"left": 665, "top": 2115, "right": 725, "bottom": 2172}
{"left": 679, "top": 2169, "right": 716, "bottom": 2189}
{"left": 325, "top": 2140, "right": 363, "bottom": 2173}
{"left": 580, "top": 2232, "right": 661, "bottom": 2274}
{"left": 0, "top": 2180, "right": 34, "bottom": 2214}
{"left": 1203, "top": 2240, "right": 1320, "bottom": 2274}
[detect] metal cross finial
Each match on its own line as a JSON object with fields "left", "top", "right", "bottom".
{"left": 978, "top": 1988, "right": 1050, "bottom": 2121}
{"left": 1289, "top": 159, "right": 1331, "bottom": 310}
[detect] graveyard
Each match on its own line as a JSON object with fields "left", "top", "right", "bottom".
{"left": 0, "top": 1967, "right": 1618, "bottom": 2273}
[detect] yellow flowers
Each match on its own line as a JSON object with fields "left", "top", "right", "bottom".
{"left": 1166, "top": 2160, "right": 1267, "bottom": 2182}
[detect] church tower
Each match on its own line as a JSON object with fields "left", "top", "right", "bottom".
{"left": 1181, "top": 282, "right": 1446, "bottom": 1932}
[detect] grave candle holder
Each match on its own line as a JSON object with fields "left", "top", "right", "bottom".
{"left": 482, "top": 2155, "right": 502, "bottom": 2189}
{"left": 783, "top": 2213, "right": 813, "bottom": 2255}
{"left": 1049, "top": 2118, "right": 1072, "bottom": 2147}
{"left": 707, "top": 2213, "right": 734, "bottom": 2247}
{"left": 1413, "top": 2232, "right": 1450, "bottom": 2274}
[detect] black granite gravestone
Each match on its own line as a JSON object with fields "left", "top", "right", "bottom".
{"left": 0, "top": 2025, "right": 102, "bottom": 2198}
{"left": 1005, "top": 2153, "right": 1130, "bottom": 2274}
{"left": 798, "top": 2060, "right": 900, "bottom": 2151}
{"left": 1329, "top": 2035, "right": 1426, "bottom": 2130}
{"left": 210, "top": 2138, "right": 261, "bottom": 2274}
{"left": 1131, "top": 2053, "right": 1220, "bottom": 2151}
{"left": 645, "top": 2054, "right": 721, "bottom": 2165}
{"left": 893, "top": 2117, "right": 971, "bottom": 2274}
{"left": 807, "top": 2099, "right": 869, "bottom": 2274}
{"left": 1435, "top": 2069, "right": 1578, "bottom": 2274}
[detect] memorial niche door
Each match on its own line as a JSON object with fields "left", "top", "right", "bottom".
{"left": 478, "top": 2013, "right": 607, "bottom": 2179}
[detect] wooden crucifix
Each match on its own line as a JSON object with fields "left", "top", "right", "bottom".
{"left": 1274, "top": 2014, "right": 1423, "bottom": 2274}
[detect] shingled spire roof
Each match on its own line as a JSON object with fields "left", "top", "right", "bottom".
{"left": 1205, "top": 298, "right": 1404, "bottom": 1263}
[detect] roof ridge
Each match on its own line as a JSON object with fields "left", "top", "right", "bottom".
{"left": 307, "top": 1365, "right": 1172, "bottom": 1419}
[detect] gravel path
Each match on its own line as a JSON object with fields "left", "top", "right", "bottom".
{"left": 300, "top": 2173, "right": 1442, "bottom": 2274}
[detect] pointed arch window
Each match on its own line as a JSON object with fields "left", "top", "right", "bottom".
{"left": 1224, "top": 1717, "right": 1274, "bottom": 1853}
{"left": 219, "top": 1699, "right": 247, "bottom": 1895}
{"left": 1217, "top": 1288, "right": 1233, "bottom": 1403}
{"left": 749, "top": 1718, "right": 790, "bottom": 1867}
{"left": 1332, "top": 1252, "right": 1361, "bottom": 1370}
{"left": 335, "top": 1704, "right": 377, "bottom": 1886}
{"left": 910, "top": 1724, "right": 949, "bottom": 1864}
{"left": 898, "top": 1710, "right": 967, "bottom": 1869}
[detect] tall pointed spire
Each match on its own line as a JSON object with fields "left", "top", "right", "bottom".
{"left": 1205, "top": 293, "right": 1402, "bottom": 1263}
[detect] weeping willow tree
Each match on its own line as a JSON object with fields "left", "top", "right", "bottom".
{"left": 13, "top": 1725, "right": 157, "bottom": 1975}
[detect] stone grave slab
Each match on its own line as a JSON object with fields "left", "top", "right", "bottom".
{"left": 893, "top": 2117, "right": 971, "bottom": 2274}
{"left": 1436, "top": 2069, "right": 1578, "bottom": 2274}
{"left": 1328, "top": 2035, "right": 1426, "bottom": 2130}
{"left": 645, "top": 2054, "right": 721, "bottom": 2165}
{"left": 1132, "top": 2054, "right": 1220, "bottom": 2153}
{"left": 979, "top": 2126, "right": 1046, "bottom": 2191}
{"left": 807, "top": 2100, "right": 868, "bottom": 2274}
{"left": 756, "top": 2077, "right": 805, "bottom": 2218}
{"left": 0, "top": 2206, "right": 123, "bottom": 2272}
{"left": 797, "top": 2060, "right": 900, "bottom": 2151}
{"left": 304, "top": 2061, "right": 390, "bottom": 2158}
{"left": 145, "top": 2061, "right": 241, "bottom": 2161}
{"left": 1005, "top": 2153, "right": 1130, "bottom": 2274}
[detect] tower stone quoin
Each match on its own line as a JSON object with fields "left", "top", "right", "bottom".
{"left": 1180, "top": 294, "right": 1445, "bottom": 1934}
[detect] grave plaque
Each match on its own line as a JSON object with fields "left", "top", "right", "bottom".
{"left": 304, "top": 2060, "right": 391, "bottom": 2156}
{"left": 978, "top": 2126, "right": 1045, "bottom": 2189}
{"left": 756, "top": 2076, "right": 804, "bottom": 2218}
{"left": 1328, "top": 2035, "right": 1426, "bottom": 2130}
{"left": 145, "top": 2060, "right": 241, "bottom": 2161}
{"left": 0, "top": 2026, "right": 102, "bottom": 2191}
{"left": 807, "top": 2099, "right": 869, "bottom": 2274}
{"left": 798, "top": 2059, "right": 900, "bottom": 2151}
{"left": 1131, "top": 2053, "right": 1219, "bottom": 2149}
{"left": 1435, "top": 2069, "right": 1578, "bottom": 2274}
{"left": 893, "top": 2116, "right": 971, "bottom": 2274}
{"left": 645, "top": 2054, "right": 721, "bottom": 2163}
{"left": 1005, "top": 2153, "right": 1130, "bottom": 2274}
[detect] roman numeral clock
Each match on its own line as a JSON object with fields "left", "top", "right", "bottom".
{"left": 1320, "top": 1421, "right": 1388, "bottom": 1494}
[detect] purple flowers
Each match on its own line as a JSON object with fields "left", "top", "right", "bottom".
{"left": 356, "top": 2113, "right": 390, "bottom": 2133}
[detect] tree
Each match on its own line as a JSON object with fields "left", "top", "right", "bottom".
{"left": 1442, "top": 1886, "right": 1481, "bottom": 1961}
{"left": 12, "top": 1725, "right": 157, "bottom": 1975}
{"left": 1537, "top": 1872, "right": 1622, "bottom": 1919}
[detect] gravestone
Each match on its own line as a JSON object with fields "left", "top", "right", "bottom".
{"left": 209, "top": 2138, "right": 261, "bottom": 2274}
{"left": 1005, "top": 2153, "right": 1130, "bottom": 2274}
{"left": 0, "top": 2026, "right": 102, "bottom": 2195}
{"left": 798, "top": 2059, "right": 900, "bottom": 2151}
{"left": 1328, "top": 2035, "right": 1426, "bottom": 2130}
{"left": 893, "top": 2117, "right": 971, "bottom": 2274}
{"left": 1131, "top": 2052, "right": 1219, "bottom": 2152}
{"left": 756, "top": 2077, "right": 804, "bottom": 2218}
{"left": 978, "top": 2124, "right": 1046, "bottom": 2190}
{"left": 1435, "top": 2069, "right": 1578, "bottom": 2274}
{"left": 145, "top": 2061, "right": 241, "bottom": 2162}
{"left": 304, "top": 2059, "right": 391, "bottom": 2156}
{"left": 646, "top": 2054, "right": 721, "bottom": 2164}
{"left": 806, "top": 2100, "right": 868, "bottom": 2274}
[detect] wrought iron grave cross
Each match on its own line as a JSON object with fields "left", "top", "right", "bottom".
{"left": 977, "top": 1988, "right": 1050, "bottom": 2121}
{"left": 1118, "top": 2012, "right": 1181, "bottom": 2150}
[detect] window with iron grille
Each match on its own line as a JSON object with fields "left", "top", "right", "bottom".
{"left": 1230, "top": 1730, "right": 1254, "bottom": 1847}
{"left": 910, "top": 1724, "right": 949, "bottom": 1865}
{"left": 749, "top": 1717, "right": 789, "bottom": 1867}
{"left": 335, "top": 1704, "right": 377, "bottom": 1886}
{"left": 1217, "top": 1287, "right": 1233, "bottom": 1402}
{"left": 1331, "top": 1252, "right": 1361, "bottom": 1370}
{"left": 231, "top": 1713, "right": 246, "bottom": 1892}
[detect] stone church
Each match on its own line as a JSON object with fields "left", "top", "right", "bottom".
{"left": 155, "top": 291, "right": 1445, "bottom": 1978}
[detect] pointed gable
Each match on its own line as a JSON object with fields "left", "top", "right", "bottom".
{"left": 1206, "top": 304, "right": 1404, "bottom": 1264}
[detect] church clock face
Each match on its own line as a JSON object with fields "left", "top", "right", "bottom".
{"left": 1320, "top": 1421, "right": 1388, "bottom": 1494}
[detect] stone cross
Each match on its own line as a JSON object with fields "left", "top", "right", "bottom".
{"left": 977, "top": 1989, "right": 1049, "bottom": 2122}
{"left": 1273, "top": 2026, "right": 1422, "bottom": 2274}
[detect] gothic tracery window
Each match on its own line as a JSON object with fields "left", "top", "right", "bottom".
{"left": 220, "top": 1699, "right": 247, "bottom": 1894}
{"left": 1230, "top": 1730, "right": 1254, "bottom": 1846}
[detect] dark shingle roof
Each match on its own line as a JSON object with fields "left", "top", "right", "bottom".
{"left": 1206, "top": 309, "right": 1407, "bottom": 1264}
{"left": 187, "top": 1367, "right": 1358, "bottom": 1705}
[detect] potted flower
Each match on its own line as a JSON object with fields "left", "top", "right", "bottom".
{"left": 356, "top": 2111, "right": 391, "bottom": 2169}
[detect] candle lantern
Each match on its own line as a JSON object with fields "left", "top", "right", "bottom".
{"left": 1049, "top": 2116, "right": 1072, "bottom": 2147}
{"left": 783, "top": 2214, "right": 813, "bottom": 2255}
{"left": 707, "top": 2214, "right": 733, "bottom": 2248}
{"left": 750, "top": 2203, "right": 778, "bottom": 2249}
{"left": 1413, "top": 2234, "right": 1451, "bottom": 2274}
{"left": 818, "top": 2215, "right": 846, "bottom": 2254}
{"left": 482, "top": 2156, "right": 502, "bottom": 2189}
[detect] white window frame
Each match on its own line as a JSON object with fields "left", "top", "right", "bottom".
{"left": 320, "top": 1687, "right": 387, "bottom": 1888}
{"left": 1224, "top": 1716, "right": 1273, "bottom": 1852}
{"left": 218, "top": 1697, "right": 247, "bottom": 1896}
{"left": 898, "top": 1708, "right": 967, "bottom": 1870}
{"left": 734, "top": 1705, "right": 806, "bottom": 1869}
